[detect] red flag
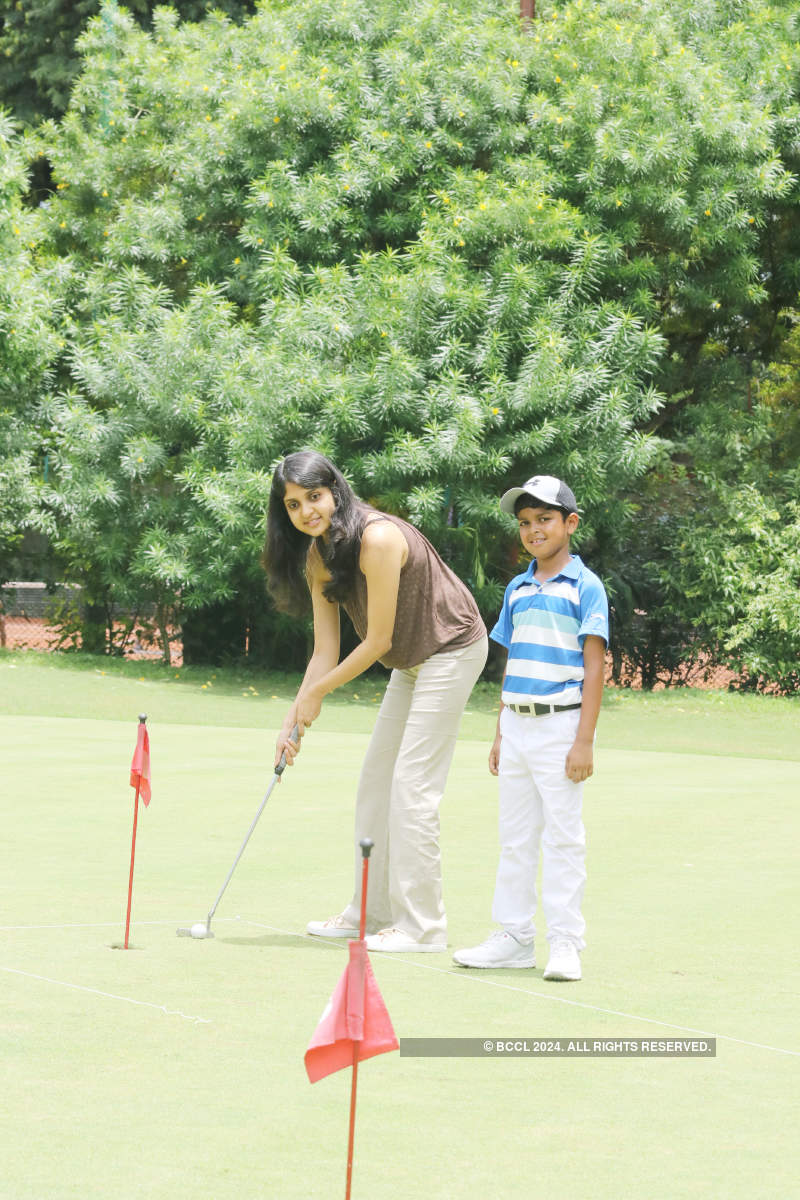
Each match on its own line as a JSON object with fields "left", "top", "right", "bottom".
{"left": 130, "top": 722, "right": 151, "bottom": 807}
{"left": 305, "top": 940, "right": 398, "bottom": 1083}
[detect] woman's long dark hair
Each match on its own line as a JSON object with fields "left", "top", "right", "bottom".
{"left": 263, "top": 451, "right": 371, "bottom": 613}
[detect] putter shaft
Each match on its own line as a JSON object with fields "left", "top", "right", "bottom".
{"left": 177, "top": 726, "right": 298, "bottom": 938}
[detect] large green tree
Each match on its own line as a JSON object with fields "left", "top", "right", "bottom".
{"left": 6, "top": 0, "right": 800, "bottom": 682}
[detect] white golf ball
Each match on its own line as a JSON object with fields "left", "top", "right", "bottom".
{"left": 190, "top": 922, "right": 208, "bottom": 938}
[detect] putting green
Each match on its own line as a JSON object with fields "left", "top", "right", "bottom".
{"left": 1, "top": 654, "right": 798, "bottom": 1199}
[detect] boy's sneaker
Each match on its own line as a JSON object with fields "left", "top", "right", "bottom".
{"left": 306, "top": 914, "right": 359, "bottom": 939}
{"left": 543, "top": 938, "right": 581, "bottom": 981}
{"left": 453, "top": 931, "right": 535, "bottom": 969}
{"left": 365, "top": 927, "right": 446, "bottom": 953}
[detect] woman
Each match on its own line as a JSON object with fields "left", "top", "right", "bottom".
{"left": 265, "top": 451, "right": 488, "bottom": 952}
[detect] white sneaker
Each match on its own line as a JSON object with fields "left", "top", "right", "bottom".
{"left": 306, "top": 914, "right": 359, "bottom": 939}
{"left": 453, "top": 930, "right": 535, "bottom": 969}
{"left": 365, "top": 927, "right": 446, "bottom": 953}
{"left": 543, "top": 938, "right": 581, "bottom": 981}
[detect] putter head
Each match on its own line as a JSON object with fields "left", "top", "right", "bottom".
{"left": 176, "top": 925, "right": 215, "bottom": 939}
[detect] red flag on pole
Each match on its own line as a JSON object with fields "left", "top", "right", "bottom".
{"left": 305, "top": 839, "right": 398, "bottom": 1200}
{"left": 124, "top": 714, "right": 150, "bottom": 949}
{"left": 305, "top": 939, "right": 398, "bottom": 1083}
{"left": 130, "top": 718, "right": 151, "bottom": 807}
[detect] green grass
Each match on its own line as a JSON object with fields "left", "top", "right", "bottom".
{"left": 3, "top": 648, "right": 799, "bottom": 757}
{"left": 1, "top": 651, "right": 798, "bottom": 1199}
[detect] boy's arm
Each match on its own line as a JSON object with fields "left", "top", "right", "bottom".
{"left": 565, "top": 634, "right": 605, "bottom": 783}
{"left": 489, "top": 699, "right": 504, "bottom": 776}
{"left": 489, "top": 648, "right": 508, "bottom": 776}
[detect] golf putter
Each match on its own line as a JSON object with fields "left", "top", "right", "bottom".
{"left": 177, "top": 724, "right": 300, "bottom": 939}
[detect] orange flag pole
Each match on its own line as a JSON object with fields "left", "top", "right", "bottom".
{"left": 304, "top": 837, "right": 397, "bottom": 1197}
{"left": 345, "top": 838, "right": 373, "bottom": 1200}
{"left": 124, "top": 714, "right": 151, "bottom": 949}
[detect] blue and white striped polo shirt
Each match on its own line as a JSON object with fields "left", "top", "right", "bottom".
{"left": 491, "top": 555, "right": 609, "bottom": 708}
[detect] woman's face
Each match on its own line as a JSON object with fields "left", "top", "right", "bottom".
{"left": 282, "top": 480, "right": 337, "bottom": 538}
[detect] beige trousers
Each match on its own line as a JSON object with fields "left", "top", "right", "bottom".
{"left": 342, "top": 634, "right": 488, "bottom": 945}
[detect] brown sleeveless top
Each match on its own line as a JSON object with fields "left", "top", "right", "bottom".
{"left": 339, "top": 513, "right": 485, "bottom": 670}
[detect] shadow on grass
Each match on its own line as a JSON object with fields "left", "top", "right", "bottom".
{"left": 219, "top": 933, "right": 323, "bottom": 949}
{"left": 447, "top": 966, "right": 545, "bottom": 980}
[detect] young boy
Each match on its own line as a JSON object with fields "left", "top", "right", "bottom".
{"left": 454, "top": 475, "right": 608, "bottom": 981}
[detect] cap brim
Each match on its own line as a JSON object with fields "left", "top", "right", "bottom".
{"left": 500, "top": 487, "right": 562, "bottom": 514}
{"left": 499, "top": 487, "right": 526, "bottom": 514}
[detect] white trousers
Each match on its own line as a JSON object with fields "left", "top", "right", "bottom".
{"left": 492, "top": 706, "right": 586, "bottom": 949}
{"left": 342, "top": 634, "right": 488, "bottom": 945}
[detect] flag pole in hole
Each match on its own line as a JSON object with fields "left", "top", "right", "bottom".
{"left": 124, "top": 714, "right": 151, "bottom": 949}
{"left": 304, "top": 838, "right": 398, "bottom": 1200}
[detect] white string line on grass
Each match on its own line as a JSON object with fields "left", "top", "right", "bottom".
{"left": 240, "top": 918, "right": 800, "bottom": 1060}
{"left": 1, "top": 966, "right": 212, "bottom": 1025}
{"left": 0, "top": 920, "right": 190, "bottom": 930}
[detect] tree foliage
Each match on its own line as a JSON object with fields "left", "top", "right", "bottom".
{"left": 2, "top": 0, "right": 799, "bottom": 684}
{"left": 651, "top": 344, "right": 800, "bottom": 694}
{"left": 0, "top": 0, "right": 256, "bottom": 126}
{"left": 0, "top": 113, "right": 61, "bottom": 585}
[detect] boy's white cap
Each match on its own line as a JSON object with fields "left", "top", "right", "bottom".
{"left": 499, "top": 474, "right": 578, "bottom": 515}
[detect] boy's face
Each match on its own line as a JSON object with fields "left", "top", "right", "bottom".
{"left": 516, "top": 504, "right": 579, "bottom": 563}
